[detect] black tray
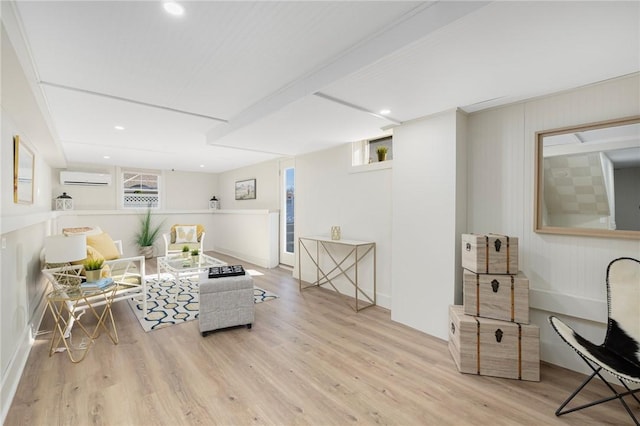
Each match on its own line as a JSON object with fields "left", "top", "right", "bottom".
{"left": 208, "top": 265, "right": 246, "bottom": 278}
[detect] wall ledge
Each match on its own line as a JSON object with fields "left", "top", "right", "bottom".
{"left": 1, "top": 211, "right": 53, "bottom": 235}
{"left": 530, "top": 288, "right": 607, "bottom": 324}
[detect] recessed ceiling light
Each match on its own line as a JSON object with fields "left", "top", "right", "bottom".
{"left": 103, "top": 155, "right": 111, "bottom": 159}
{"left": 163, "top": 2, "right": 184, "bottom": 16}
{"left": 114, "top": 125, "right": 125, "bottom": 130}
{"left": 199, "top": 164, "right": 205, "bottom": 168}
{"left": 379, "top": 109, "right": 391, "bottom": 115}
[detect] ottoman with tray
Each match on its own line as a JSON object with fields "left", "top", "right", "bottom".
{"left": 199, "top": 267, "right": 254, "bottom": 336}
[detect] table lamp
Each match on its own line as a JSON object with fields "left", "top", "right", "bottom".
{"left": 44, "top": 234, "right": 87, "bottom": 287}
{"left": 44, "top": 234, "right": 87, "bottom": 266}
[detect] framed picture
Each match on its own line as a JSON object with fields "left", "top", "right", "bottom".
{"left": 235, "top": 178, "right": 256, "bottom": 200}
{"left": 13, "top": 135, "right": 35, "bottom": 204}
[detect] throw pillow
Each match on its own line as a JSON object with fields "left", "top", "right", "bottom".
{"left": 175, "top": 225, "right": 198, "bottom": 244}
{"left": 86, "top": 232, "right": 120, "bottom": 260}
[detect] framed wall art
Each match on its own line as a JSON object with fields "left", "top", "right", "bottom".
{"left": 13, "top": 135, "right": 35, "bottom": 205}
{"left": 235, "top": 178, "right": 256, "bottom": 200}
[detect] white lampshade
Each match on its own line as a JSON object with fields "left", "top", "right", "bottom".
{"left": 44, "top": 234, "right": 87, "bottom": 263}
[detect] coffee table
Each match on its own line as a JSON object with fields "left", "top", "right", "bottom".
{"left": 157, "top": 253, "right": 226, "bottom": 282}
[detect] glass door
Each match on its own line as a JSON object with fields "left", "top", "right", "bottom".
{"left": 280, "top": 159, "right": 295, "bottom": 266}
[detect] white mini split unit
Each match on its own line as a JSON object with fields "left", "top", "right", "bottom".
{"left": 60, "top": 171, "right": 112, "bottom": 186}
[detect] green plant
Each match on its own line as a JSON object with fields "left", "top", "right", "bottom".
{"left": 376, "top": 146, "right": 388, "bottom": 155}
{"left": 190, "top": 248, "right": 199, "bottom": 256}
{"left": 135, "top": 206, "right": 164, "bottom": 247}
{"left": 83, "top": 258, "right": 104, "bottom": 271}
{"left": 182, "top": 245, "right": 190, "bottom": 253}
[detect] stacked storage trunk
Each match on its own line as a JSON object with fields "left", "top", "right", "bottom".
{"left": 449, "top": 234, "right": 540, "bottom": 381}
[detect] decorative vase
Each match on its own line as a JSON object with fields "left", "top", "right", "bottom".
{"left": 331, "top": 226, "right": 341, "bottom": 240}
{"left": 85, "top": 269, "right": 102, "bottom": 283}
{"left": 140, "top": 246, "right": 153, "bottom": 259}
{"left": 377, "top": 152, "right": 386, "bottom": 162}
{"left": 191, "top": 254, "right": 199, "bottom": 264}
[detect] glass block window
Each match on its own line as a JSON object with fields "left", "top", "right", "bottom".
{"left": 122, "top": 171, "right": 160, "bottom": 209}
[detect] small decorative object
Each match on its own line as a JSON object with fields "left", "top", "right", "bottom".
{"left": 235, "top": 178, "right": 256, "bottom": 200}
{"left": 209, "top": 196, "right": 220, "bottom": 210}
{"left": 182, "top": 245, "right": 190, "bottom": 258}
{"left": 83, "top": 258, "right": 104, "bottom": 283}
{"left": 191, "top": 248, "right": 200, "bottom": 264}
{"left": 55, "top": 192, "right": 74, "bottom": 210}
{"left": 376, "top": 146, "right": 388, "bottom": 162}
{"left": 331, "top": 226, "right": 341, "bottom": 240}
{"left": 208, "top": 265, "right": 246, "bottom": 278}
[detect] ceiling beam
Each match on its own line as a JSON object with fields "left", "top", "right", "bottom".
{"left": 206, "top": 1, "right": 490, "bottom": 145}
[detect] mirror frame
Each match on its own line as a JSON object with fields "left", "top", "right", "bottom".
{"left": 534, "top": 116, "right": 640, "bottom": 240}
{"left": 13, "top": 135, "right": 35, "bottom": 205}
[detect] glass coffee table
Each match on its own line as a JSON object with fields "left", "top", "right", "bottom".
{"left": 157, "top": 253, "right": 226, "bottom": 282}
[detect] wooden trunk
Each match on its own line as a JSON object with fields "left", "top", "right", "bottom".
{"left": 462, "top": 233, "right": 518, "bottom": 274}
{"left": 448, "top": 305, "right": 539, "bottom": 381}
{"left": 463, "top": 270, "right": 530, "bottom": 324}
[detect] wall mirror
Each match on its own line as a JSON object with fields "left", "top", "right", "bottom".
{"left": 535, "top": 116, "right": 640, "bottom": 239}
{"left": 13, "top": 135, "right": 35, "bottom": 204}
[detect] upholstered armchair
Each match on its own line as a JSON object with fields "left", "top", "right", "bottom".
{"left": 162, "top": 224, "right": 205, "bottom": 256}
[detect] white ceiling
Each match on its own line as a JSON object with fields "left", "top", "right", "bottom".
{"left": 5, "top": 1, "right": 640, "bottom": 173}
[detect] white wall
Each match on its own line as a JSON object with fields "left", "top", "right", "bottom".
{"left": 391, "top": 109, "right": 467, "bottom": 339}
{"left": 217, "top": 158, "right": 281, "bottom": 211}
{"left": 53, "top": 211, "right": 216, "bottom": 258}
{"left": 467, "top": 74, "right": 640, "bottom": 374}
{"left": 1, "top": 114, "right": 53, "bottom": 423}
{"left": 52, "top": 165, "right": 218, "bottom": 211}
{"left": 296, "top": 144, "right": 393, "bottom": 308}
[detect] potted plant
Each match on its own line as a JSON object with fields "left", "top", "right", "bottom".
{"left": 83, "top": 258, "right": 104, "bottom": 282}
{"left": 182, "top": 245, "right": 190, "bottom": 258}
{"left": 376, "top": 146, "right": 388, "bottom": 162}
{"left": 134, "top": 206, "right": 164, "bottom": 259}
{"left": 191, "top": 248, "right": 200, "bottom": 264}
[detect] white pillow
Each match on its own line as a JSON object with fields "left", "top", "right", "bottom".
{"left": 175, "top": 225, "right": 198, "bottom": 243}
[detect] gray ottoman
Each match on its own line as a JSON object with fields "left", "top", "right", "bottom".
{"left": 199, "top": 274, "right": 255, "bottom": 336}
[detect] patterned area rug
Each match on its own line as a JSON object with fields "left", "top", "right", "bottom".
{"left": 127, "top": 274, "right": 278, "bottom": 332}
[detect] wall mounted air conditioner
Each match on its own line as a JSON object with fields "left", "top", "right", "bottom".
{"left": 60, "top": 171, "right": 112, "bottom": 186}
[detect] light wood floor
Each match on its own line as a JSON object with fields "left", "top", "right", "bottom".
{"left": 6, "top": 252, "right": 637, "bottom": 425}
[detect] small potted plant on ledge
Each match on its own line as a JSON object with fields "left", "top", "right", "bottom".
{"left": 376, "top": 146, "right": 388, "bottom": 162}
{"left": 83, "top": 258, "right": 104, "bottom": 282}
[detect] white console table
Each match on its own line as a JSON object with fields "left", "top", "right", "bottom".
{"left": 298, "top": 236, "right": 376, "bottom": 312}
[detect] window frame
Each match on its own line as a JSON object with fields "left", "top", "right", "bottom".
{"left": 352, "top": 134, "right": 393, "bottom": 167}
{"left": 121, "top": 170, "right": 161, "bottom": 209}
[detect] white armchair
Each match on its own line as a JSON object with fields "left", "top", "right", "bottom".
{"left": 162, "top": 224, "right": 205, "bottom": 257}
{"left": 42, "top": 238, "right": 147, "bottom": 336}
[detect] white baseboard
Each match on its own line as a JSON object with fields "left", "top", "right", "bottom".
{"left": 214, "top": 247, "right": 274, "bottom": 269}
{"left": 1, "top": 327, "right": 31, "bottom": 424}
{"left": 1, "top": 292, "right": 48, "bottom": 424}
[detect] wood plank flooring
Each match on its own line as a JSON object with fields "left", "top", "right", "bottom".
{"left": 5, "top": 252, "right": 637, "bottom": 425}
